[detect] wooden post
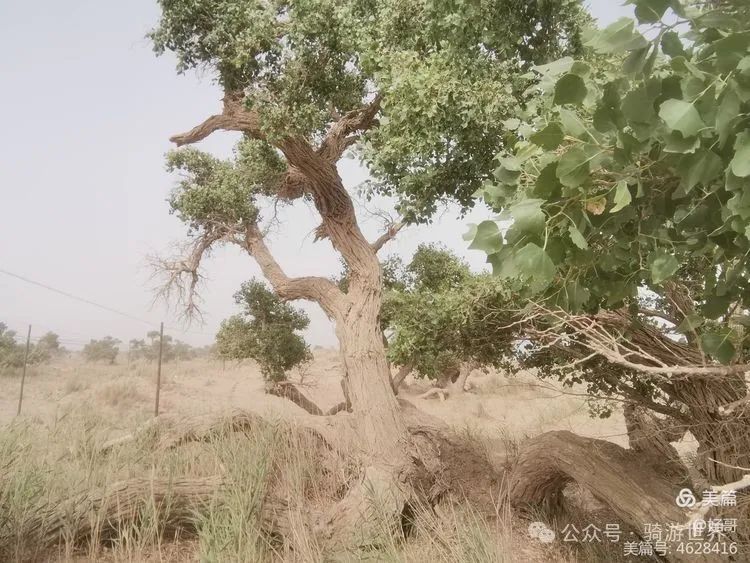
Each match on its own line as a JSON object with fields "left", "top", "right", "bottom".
{"left": 16, "top": 325, "right": 32, "bottom": 416}
{"left": 154, "top": 322, "right": 164, "bottom": 417}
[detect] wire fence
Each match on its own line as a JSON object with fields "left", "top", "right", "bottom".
{"left": 0, "top": 267, "right": 216, "bottom": 418}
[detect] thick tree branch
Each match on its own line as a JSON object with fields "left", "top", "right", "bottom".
{"left": 319, "top": 94, "right": 383, "bottom": 161}
{"left": 639, "top": 308, "right": 679, "bottom": 326}
{"left": 170, "top": 93, "right": 265, "bottom": 146}
{"left": 371, "top": 220, "right": 405, "bottom": 252}
{"left": 236, "top": 223, "right": 346, "bottom": 317}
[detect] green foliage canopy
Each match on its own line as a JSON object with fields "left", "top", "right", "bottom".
{"left": 82, "top": 337, "right": 121, "bottom": 364}
{"left": 216, "top": 279, "right": 312, "bottom": 381}
{"left": 384, "top": 245, "right": 516, "bottom": 379}
{"left": 467, "top": 0, "right": 750, "bottom": 368}
{"left": 129, "top": 331, "right": 197, "bottom": 362}
{"left": 153, "top": 0, "right": 588, "bottom": 221}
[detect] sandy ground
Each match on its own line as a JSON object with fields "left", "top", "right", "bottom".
{"left": 0, "top": 349, "right": 632, "bottom": 450}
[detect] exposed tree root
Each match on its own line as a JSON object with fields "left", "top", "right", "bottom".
{"left": 90, "top": 402, "right": 501, "bottom": 555}
{"left": 507, "top": 430, "right": 725, "bottom": 563}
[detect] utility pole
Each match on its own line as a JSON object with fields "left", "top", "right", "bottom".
{"left": 154, "top": 322, "right": 164, "bottom": 417}
{"left": 16, "top": 325, "right": 32, "bottom": 416}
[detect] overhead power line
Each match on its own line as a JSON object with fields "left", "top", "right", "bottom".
{"left": 0, "top": 267, "right": 212, "bottom": 337}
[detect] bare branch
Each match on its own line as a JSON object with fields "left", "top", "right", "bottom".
{"left": 638, "top": 308, "right": 679, "bottom": 326}
{"left": 150, "top": 229, "right": 230, "bottom": 320}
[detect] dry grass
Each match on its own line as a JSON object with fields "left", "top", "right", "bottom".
{"left": 0, "top": 353, "right": 646, "bottom": 561}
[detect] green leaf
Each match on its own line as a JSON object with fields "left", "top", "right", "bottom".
{"left": 716, "top": 88, "right": 740, "bottom": 147}
{"left": 701, "top": 329, "right": 736, "bottom": 365}
{"left": 534, "top": 162, "right": 562, "bottom": 198}
{"left": 702, "top": 294, "right": 732, "bottom": 320}
{"left": 554, "top": 73, "right": 587, "bottom": 106}
{"left": 561, "top": 280, "right": 590, "bottom": 311}
{"left": 678, "top": 150, "right": 724, "bottom": 192}
{"left": 650, "top": 250, "right": 679, "bottom": 284}
{"left": 622, "top": 46, "right": 651, "bottom": 75}
{"left": 558, "top": 108, "right": 587, "bottom": 137}
{"left": 661, "top": 31, "right": 686, "bottom": 58}
{"left": 730, "top": 131, "right": 750, "bottom": 177}
{"left": 586, "top": 17, "right": 649, "bottom": 53}
{"left": 622, "top": 86, "right": 656, "bottom": 123}
{"left": 533, "top": 57, "right": 574, "bottom": 77}
{"left": 632, "top": 0, "right": 670, "bottom": 23}
{"left": 658, "top": 99, "right": 706, "bottom": 137}
{"left": 610, "top": 180, "right": 632, "bottom": 213}
{"left": 675, "top": 313, "right": 704, "bottom": 334}
{"left": 502, "top": 118, "right": 521, "bottom": 130}
{"left": 509, "top": 199, "right": 545, "bottom": 234}
{"left": 556, "top": 147, "right": 590, "bottom": 188}
{"left": 515, "top": 243, "right": 556, "bottom": 292}
{"left": 568, "top": 223, "right": 588, "bottom": 249}
{"left": 467, "top": 221, "right": 503, "bottom": 253}
{"left": 462, "top": 224, "right": 477, "bottom": 242}
{"left": 530, "top": 122, "right": 564, "bottom": 150}
{"left": 570, "top": 61, "right": 591, "bottom": 78}
{"left": 663, "top": 131, "right": 700, "bottom": 154}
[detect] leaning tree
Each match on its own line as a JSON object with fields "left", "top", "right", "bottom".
{"left": 467, "top": 0, "right": 750, "bottom": 549}
{"left": 150, "top": 0, "right": 586, "bottom": 547}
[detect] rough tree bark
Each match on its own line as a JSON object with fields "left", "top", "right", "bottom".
{"left": 508, "top": 431, "right": 722, "bottom": 563}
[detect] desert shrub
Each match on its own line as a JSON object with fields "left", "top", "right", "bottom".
{"left": 383, "top": 245, "right": 516, "bottom": 382}
{"left": 82, "top": 337, "right": 120, "bottom": 364}
{"left": 129, "top": 332, "right": 196, "bottom": 363}
{"left": 0, "top": 323, "right": 55, "bottom": 369}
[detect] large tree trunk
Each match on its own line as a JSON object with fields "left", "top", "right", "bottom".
{"left": 168, "top": 93, "right": 438, "bottom": 553}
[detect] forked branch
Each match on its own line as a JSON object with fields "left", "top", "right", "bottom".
{"left": 151, "top": 228, "right": 230, "bottom": 319}
{"left": 170, "top": 93, "right": 265, "bottom": 146}
{"left": 371, "top": 220, "right": 405, "bottom": 252}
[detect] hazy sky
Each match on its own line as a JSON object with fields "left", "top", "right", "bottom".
{"left": 0, "top": 1, "right": 633, "bottom": 349}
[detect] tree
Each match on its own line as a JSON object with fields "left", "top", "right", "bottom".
{"left": 384, "top": 244, "right": 515, "bottom": 396}
{"left": 0, "top": 324, "right": 55, "bottom": 369}
{"left": 82, "top": 337, "right": 120, "bottom": 364}
{"left": 215, "top": 279, "right": 312, "bottom": 382}
{"left": 150, "top": 0, "right": 587, "bottom": 546}
{"left": 129, "top": 332, "right": 196, "bottom": 362}
{"left": 37, "top": 332, "right": 61, "bottom": 354}
{"left": 466, "top": 0, "right": 750, "bottom": 534}
{"left": 0, "top": 323, "right": 24, "bottom": 369}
